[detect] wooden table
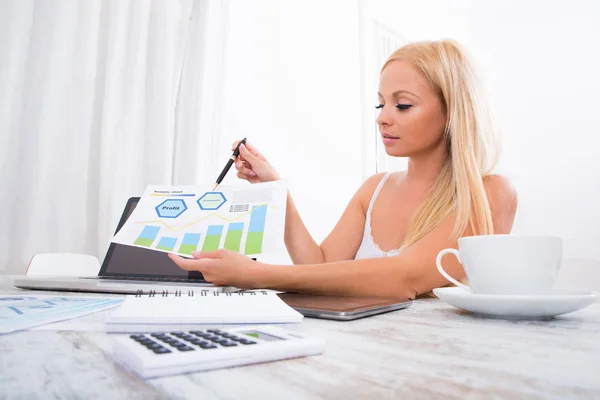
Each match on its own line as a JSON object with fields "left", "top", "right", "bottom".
{"left": 1, "top": 275, "right": 599, "bottom": 399}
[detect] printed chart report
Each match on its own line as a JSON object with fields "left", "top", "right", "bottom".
{"left": 112, "top": 181, "right": 288, "bottom": 257}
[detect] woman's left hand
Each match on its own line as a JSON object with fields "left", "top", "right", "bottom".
{"left": 168, "top": 249, "right": 269, "bottom": 288}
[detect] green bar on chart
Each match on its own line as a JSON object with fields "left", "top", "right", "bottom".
{"left": 224, "top": 222, "right": 244, "bottom": 252}
{"left": 134, "top": 226, "right": 160, "bottom": 247}
{"left": 202, "top": 225, "right": 223, "bottom": 252}
{"left": 178, "top": 233, "right": 201, "bottom": 255}
{"left": 244, "top": 231, "right": 264, "bottom": 255}
{"left": 156, "top": 237, "right": 177, "bottom": 251}
{"left": 244, "top": 205, "right": 266, "bottom": 255}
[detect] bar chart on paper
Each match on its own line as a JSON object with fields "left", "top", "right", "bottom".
{"left": 112, "top": 182, "right": 287, "bottom": 257}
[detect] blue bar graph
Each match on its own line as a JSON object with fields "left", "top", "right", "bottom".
{"left": 248, "top": 205, "right": 267, "bottom": 232}
{"left": 202, "top": 225, "right": 224, "bottom": 251}
{"left": 134, "top": 225, "right": 160, "bottom": 247}
{"left": 245, "top": 205, "right": 267, "bottom": 255}
{"left": 156, "top": 237, "right": 177, "bottom": 251}
{"left": 178, "top": 233, "right": 201, "bottom": 255}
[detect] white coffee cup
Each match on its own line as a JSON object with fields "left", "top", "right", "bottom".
{"left": 436, "top": 235, "right": 563, "bottom": 295}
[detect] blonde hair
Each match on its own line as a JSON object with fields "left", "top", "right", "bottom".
{"left": 382, "top": 39, "right": 500, "bottom": 247}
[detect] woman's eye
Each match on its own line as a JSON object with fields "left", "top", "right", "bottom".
{"left": 396, "top": 104, "right": 412, "bottom": 110}
{"left": 375, "top": 104, "right": 384, "bottom": 109}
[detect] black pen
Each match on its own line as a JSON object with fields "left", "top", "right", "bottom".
{"left": 213, "top": 138, "right": 247, "bottom": 191}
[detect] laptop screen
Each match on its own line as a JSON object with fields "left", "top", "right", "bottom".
{"left": 98, "top": 198, "right": 205, "bottom": 281}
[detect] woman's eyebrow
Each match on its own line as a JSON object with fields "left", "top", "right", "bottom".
{"left": 377, "top": 90, "right": 421, "bottom": 100}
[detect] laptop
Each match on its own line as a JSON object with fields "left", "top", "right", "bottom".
{"left": 277, "top": 293, "right": 412, "bottom": 321}
{"left": 13, "top": 197, "right": 219, "bottom": 294}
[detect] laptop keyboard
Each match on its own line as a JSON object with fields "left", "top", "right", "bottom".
{"left": 94, "top": 276, "right": 207, "bottom": 283}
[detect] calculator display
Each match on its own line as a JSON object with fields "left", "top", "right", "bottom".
{"left": 240, "top": 330, "right": 286, "bottom": 342}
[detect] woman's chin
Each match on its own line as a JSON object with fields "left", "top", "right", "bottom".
{"left": 384, "top": 146, "right": 409, "bottom": 158}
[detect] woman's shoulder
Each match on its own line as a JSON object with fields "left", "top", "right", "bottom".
{"left": 364, "top": 170, "right": 406, "bottom": 184}
{"left": 352, "top": 172, "right": 397, "bottom": 206}
{"left": 483, "top": 174, "right": 518, "bottom": 232}
{"left": 483, "top": 174, "right": 518, "bottom": 203}
{"left": 360, "top": 171, "right": 405, "bottom": 192}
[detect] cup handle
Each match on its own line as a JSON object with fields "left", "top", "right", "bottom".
{"left": 436, "top": 248, "right": 472, "bottom": 292}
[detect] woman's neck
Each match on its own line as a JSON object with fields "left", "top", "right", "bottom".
{"left": 405, "top": 141, "right": 449, "bottom": 184}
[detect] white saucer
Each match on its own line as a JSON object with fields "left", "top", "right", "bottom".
{"left": 432, "top": 287, "right": 598, "bottom": 319}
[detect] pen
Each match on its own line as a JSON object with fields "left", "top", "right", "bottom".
{"left": 213, "top": 138, "right": 247, "bottom": 191}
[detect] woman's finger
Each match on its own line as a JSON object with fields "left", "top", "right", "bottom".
{"left": 237, "top": 164, "right": 256, "bottom": 177}
{"left": 191, "top": 250, "right": 224, "bottom": 259}
{"left": 231, "top": 140, "right": 243, "bottom": 151}
{"left": 234, "top": 159, "right": 248, "bottom": 171}
{"left": 237, "top": 171, "right": 254, "bottom": 181}
{"left": 241, "top": 142, "right": 265, "bottom": 160}
{"left": 168, "top": 254, "right": 209, "bottom": 271}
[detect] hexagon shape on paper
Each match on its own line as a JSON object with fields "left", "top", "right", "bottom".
{"left": 155, "top": 199, "right": 187, "bottom": 218}
{"left": 197, "top": 192, "right": 227, "bottom": 210}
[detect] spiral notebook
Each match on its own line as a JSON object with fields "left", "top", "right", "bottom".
{"left": 106, "top": 290, "right": 303, "bottom": 332}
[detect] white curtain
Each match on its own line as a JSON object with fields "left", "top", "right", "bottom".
{"left": 0, "top": 0, "right": 220, "bottom": 273}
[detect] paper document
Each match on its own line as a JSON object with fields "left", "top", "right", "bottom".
{"left": 112, "top": 181, "right": 287, "bottom": 257}
{"left": 32, "top": 307, "right": 117, "bottom": 332}
{"left": 0, "top": 294, "right": 123, "bottom": 334}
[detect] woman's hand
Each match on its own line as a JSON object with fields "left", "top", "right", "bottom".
{"left": 231, "top": 140, "right": 280, "bottom": 183}
{"left": 168, "top": 249, "right": 270, "bottom": 288}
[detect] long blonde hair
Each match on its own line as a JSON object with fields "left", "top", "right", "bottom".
{"left": 382, "top": 39, "right": 500, "bottom": 247}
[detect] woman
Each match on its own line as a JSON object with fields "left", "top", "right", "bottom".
{"left": 169, "top": 39, "right": 518, "bottom": 299}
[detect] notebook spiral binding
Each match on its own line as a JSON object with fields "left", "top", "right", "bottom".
{"left": 134, "top": 289, "right": 270, "bottom": 297}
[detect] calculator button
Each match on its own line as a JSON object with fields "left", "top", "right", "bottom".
{"left": 206, "top": 329, "right": 221, "bottom": 333}
{"left": 130, "top": 334, "right": 146, "bottom": 340}
{"left": 239, "top": 339, "right": 256, "bottom": 345}
{"left": 153, "top": 348, "right": 172, "bottom": 354}
{"left": 220, "top": 341, "right": 238, "bottom": 347}
{"left": 199, "top": 343, "right": 218, "bottom": 349}
{"left": 145, "top": 343, "right": 163, "bottom": 350}
{"left": 177, "top": 345, "right": 195, "bottom": 352}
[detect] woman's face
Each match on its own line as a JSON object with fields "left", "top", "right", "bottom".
{"left": 377, "top": 60, "right": 447, "bottom": 158}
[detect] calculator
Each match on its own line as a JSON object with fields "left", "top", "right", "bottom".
{"left": 111, "top": 326, "right": 325, "bottom": 378}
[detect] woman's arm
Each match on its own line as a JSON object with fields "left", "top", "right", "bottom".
{"left": 284, "top": 173, "right": 385, "bottom": 264}
{"left": 170, "top": 175, "right": 517, "bottom": 298}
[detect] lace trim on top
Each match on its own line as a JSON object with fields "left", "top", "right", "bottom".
{"left": 363, "top": 172, "right": 404, "bottom": 257}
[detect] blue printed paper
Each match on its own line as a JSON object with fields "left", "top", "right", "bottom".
{"left": 0, "top": 294, "right": 123, "bottom": 334}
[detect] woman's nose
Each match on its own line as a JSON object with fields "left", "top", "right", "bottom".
{"left": 376, "top": 105, "right": 392, "bottom": 127}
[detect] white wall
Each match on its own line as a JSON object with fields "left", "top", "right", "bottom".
{"left": 465, "top": 0, "right": 600, "bottom": 260}
{"left": 215, "top": 0, "right": 365, "bottom": 263}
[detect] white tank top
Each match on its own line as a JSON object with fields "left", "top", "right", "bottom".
{"left": 354, "top": 172, "right": 404, "bottom": 259}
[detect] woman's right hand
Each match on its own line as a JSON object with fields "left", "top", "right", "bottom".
{"left": 232, "top": 140, "right": 281, "bottom": 184}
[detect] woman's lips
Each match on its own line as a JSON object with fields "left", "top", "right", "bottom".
{"left": 382, "top": 134, "right": 399, "bottom": 145}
